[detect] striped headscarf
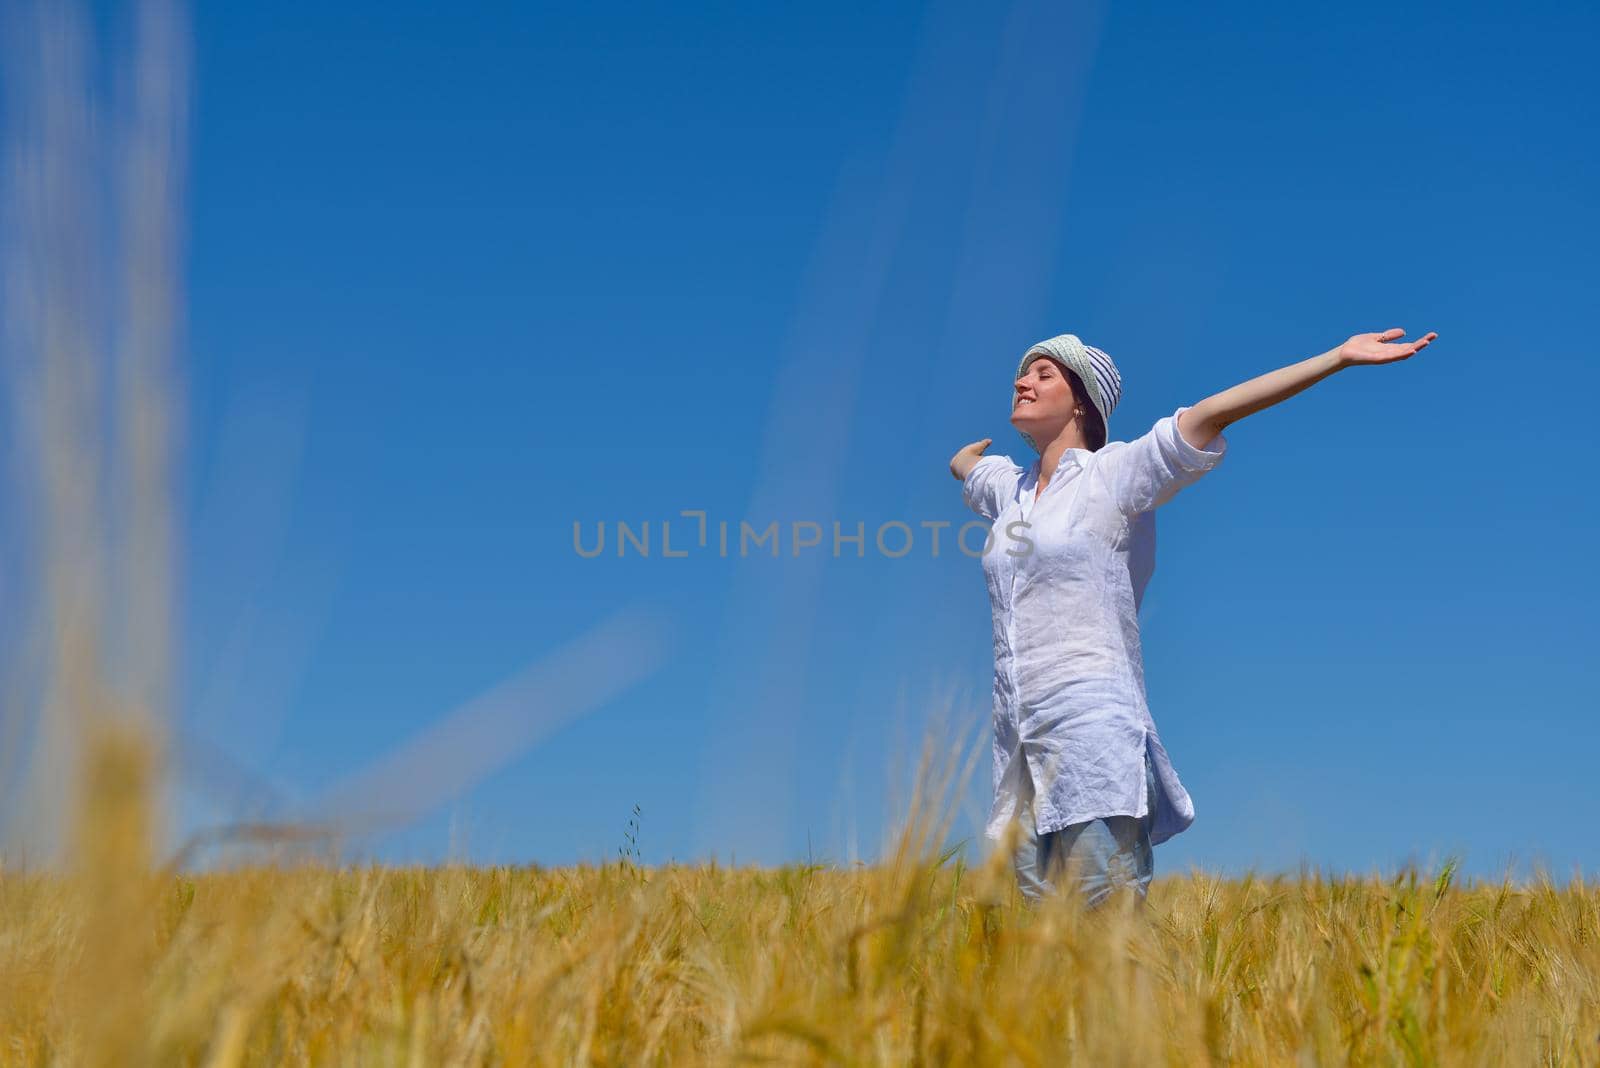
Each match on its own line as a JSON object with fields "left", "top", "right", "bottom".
{"left": 1014, "top": 334, "right": 1122, "bottom": 452}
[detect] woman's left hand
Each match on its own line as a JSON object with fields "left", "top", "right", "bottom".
{"left": 1336, "top": 327, "right": 1439, "bottom": 367}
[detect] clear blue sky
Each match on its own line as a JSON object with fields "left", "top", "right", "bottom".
{"left": 172, "top": 1, "right": 1598, "bottom": 879}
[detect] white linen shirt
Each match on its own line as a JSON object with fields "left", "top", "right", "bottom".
{"left": 962, "top": 404, "right": 1228, "bottom": 846}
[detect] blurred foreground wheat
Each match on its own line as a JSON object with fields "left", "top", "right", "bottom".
{"left": 1, "top": 846, "right": 1597, "bottom": 1064}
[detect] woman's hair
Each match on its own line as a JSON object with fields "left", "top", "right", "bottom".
{"left": 1063, "top": 366, "right": 1107, "bottom": 451}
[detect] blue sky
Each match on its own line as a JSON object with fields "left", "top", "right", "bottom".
{"left": 166, "top": 2, "right": 1597, "bottom": 879}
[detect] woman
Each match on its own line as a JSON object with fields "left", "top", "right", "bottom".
{"left": 949, "top": 327, "right": 1438, "bottom": 908}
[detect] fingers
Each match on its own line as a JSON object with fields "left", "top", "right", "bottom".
{"left": 1394, "top": 332, "right": 1439, "bottom": 358}
{"left": 1397, "top": 330, "right": 1438, "bottom": 354}
{"left": 1378, "top": 328, "right": 1440, "bottom": 345}
{"left": 1349, "top": 328, "right": 1438, "bottom": 363}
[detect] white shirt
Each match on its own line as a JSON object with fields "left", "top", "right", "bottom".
{"left": 962, "top": 404, "right": 1228, "bottom": 846}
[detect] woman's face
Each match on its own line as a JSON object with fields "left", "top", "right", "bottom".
{"left": 1010, "top": 356, "right": 1079, "bottom": 443}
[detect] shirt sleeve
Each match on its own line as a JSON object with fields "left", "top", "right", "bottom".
{"left": 1100, "top": 404, "right": 1228, "bottom": 516}
{"left": 961, "top": 454, "right": 1023, "bottom": 522}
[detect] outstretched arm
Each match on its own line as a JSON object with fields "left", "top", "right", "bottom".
{"left": 1179, "top": 327, "right": 1439, "bottom": 449}
{"left": 949, "top": 437, "right": 994, "bottom": 481}
{"left": 952, "top": 439, "right": 1023, "bottom": 521}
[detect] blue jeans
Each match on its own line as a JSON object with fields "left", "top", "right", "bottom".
{"left": 1012, "top": 751, "right": 1157, "bottom": 908}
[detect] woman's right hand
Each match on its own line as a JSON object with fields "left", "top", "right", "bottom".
{"left": 949, "top": 438, "right": 993, "bottom": 481}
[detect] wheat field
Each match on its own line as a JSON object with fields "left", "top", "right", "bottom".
{"left": 2, "top": 740, "right": 1596, "bottom": 1067}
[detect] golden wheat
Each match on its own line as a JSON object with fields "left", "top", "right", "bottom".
{"left": 1, "top": 839, "right": 1596, "bottom": 1065}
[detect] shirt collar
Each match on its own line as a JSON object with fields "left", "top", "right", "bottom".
{"left": 1034, "top": 449, "right": 1086, "bottom": 478}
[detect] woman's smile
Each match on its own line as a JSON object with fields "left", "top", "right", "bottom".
{"left": 1010, "top": 355, "right": 1078, "bottom": 431}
